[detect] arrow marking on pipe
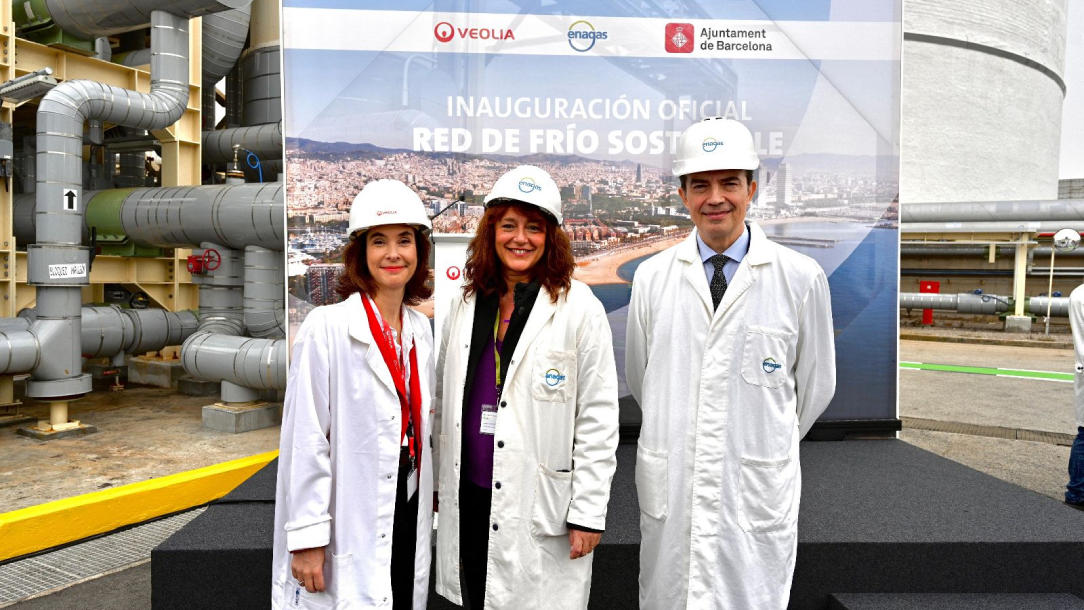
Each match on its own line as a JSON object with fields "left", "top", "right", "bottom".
{"left": 900, "top": 361, "right": 1074, "bottom": 382}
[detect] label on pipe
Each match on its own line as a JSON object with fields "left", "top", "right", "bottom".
{"left": 48, "top": 263, "right": 87, "bottom": 279}
{"left": 63, "top": 189, "right": 78, "bottom": 211}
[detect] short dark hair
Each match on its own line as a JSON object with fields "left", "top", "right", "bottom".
{"left": 679, "top": 170, "right": 755, "bottom": 190}
{"left": 335, "top": 227, "right": 432, "bottom": 305}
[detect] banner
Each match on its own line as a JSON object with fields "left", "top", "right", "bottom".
{"left": 283, "top": 0, "right": 901, "bottom": 426}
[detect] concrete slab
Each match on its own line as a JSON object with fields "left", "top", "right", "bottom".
{"left": 16, "top": 423, "right": 99, "bottom": 441}
{"left": 126, "top": 357, "right": 185, "bottom": 389}
{"left": 202, "top": 402, "right": 281, "bottom": 434}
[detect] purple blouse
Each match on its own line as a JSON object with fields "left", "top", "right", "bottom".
{"left": 462, "top": 335, "right": 500, "bottom": 488}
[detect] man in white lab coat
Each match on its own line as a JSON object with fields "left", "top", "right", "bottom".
{"left": 626, "top": 117, "right": 837, "bottom": 609}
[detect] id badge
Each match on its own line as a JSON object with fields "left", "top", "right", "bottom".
{"left": 406, "top": 467, "right": 418, "bottom": 500}
{"left": 479, "top": 403, "right": 498, "bottom": 436}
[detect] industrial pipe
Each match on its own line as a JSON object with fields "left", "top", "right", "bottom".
{"left": 902, "top": 200, "right": 1084, "bottom": 223}
{"left": 900, "top": 292, "right": 1070, "bottom": 317}
{"left": 27, "top": 10, "right": 192, "bottom": 398}
{"left": 44, "top": 0, "right": 249, "bottom": 39}
{"left": 181, "top": 332, "right": 286, "bottom": 390}
{"left": 202, "top": 123, "right": 282, "bottom": 163}
{"left": 243, "top": 246, "right": 285, "bottom": 339}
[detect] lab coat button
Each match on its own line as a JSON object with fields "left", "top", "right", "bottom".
{"left": 492, "top": 523, "right": 499, "bottom": 531}
{"left": 386, "top": 473, "right": 393, "bottom": 479}
{"left": 497, "top": 441, "right": 505, "bottom": 448}
{"left": 494, "top": 481, "right": 501, "bottom": 490}
{"left": 499, "top": 401, "right": 507, "bottom": 408}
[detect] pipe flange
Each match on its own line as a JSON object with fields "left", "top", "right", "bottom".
{"left": 26, "top": 374, "right": 92, "bottom": 398}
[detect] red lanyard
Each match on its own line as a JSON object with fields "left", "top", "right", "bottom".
{"left": 361, "top": 294, "right": 422, "bottom": 471}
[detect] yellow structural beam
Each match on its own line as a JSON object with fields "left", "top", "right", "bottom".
{"left": 0, "top": 450, "right": 278, "bottom": 562}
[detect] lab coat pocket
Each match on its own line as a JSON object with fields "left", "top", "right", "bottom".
{"left": 737, "top": 456, "right": 798, "bottom": 533}
{"left": 328, "top": 553, "right": 360, "bottom": 604}
{"left": 635, "top": 446, "right": 668, "bottom": 520}
{"left": 532, "top": 350, "right": 576, "bottom": 403}
{"left": 531, "top": 464, "right": 573, "bottom": 537}
{"left": 282, "top": 577, "right": 334, "bottom": 610}
{"left": 740, "top": 327, "right": 790, "bottom": 388}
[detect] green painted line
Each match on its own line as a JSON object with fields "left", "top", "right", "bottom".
{"left": 900, "top": 361, "right": 1074, "bottom": 381}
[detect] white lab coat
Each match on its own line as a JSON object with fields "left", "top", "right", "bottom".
{"left": 433, "top": 280, "right": 620, "bottom": 609}
{"left": 1069, "top": 284, "right": 1084, "bottom": 427}
{"left": 271, "top": 292, "right": 435, "bottom": 610}
{"left": 625, "top": 223, "right": 836, "bottom": 610}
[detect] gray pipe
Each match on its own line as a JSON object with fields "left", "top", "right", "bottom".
{"left": 120, "top": 49, "right": 151, "bottom": 67}
{"left": 202, "top": 123, "right": 282, "bottom": 163}
{"left": 27, "top": 10, "right": 192, "bottom": 399}
{"left": 244, "top": 246, "right": 284, "bottom": 339}
{"left": 45, "top": 0, "right": 250, "bottom": 39}
{"left": 194, "top": 243, "right": 245, "bottom": 335}
{"left": 202, "top": 6, "right": 252, "bottom": 87}
{"left": 902, "top": 200, "right": 1084, "bottom": 223}
{"left": 901, "top": 244, "right": 1084, "bottom": 257}
{"left": 81, "top": 306, "right": 198, "bottom": 357}
{"left": 902, "top": 221, "right": 1083, "bottom": 233}
{"left": 0, "top": 328, "right": 39, "bottom": 374}
{"left": 115, "top": 152, "right": 146, "bottom": 187}
{"left": 181, "top": 332, "right": 286, "bottom": 389}
{"left": 900, "top": 292, "right": 1071, "bottom": 317}
{"left": 241, "top": 45, "right": 281, "bottom": 126}
{"left": 120, "top": 183, "right": 283, "bottom": 250}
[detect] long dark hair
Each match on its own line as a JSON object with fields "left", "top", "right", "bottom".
{"left": 463, "top": 201, "right": 574, "bottom": 303}
{"left": 335, "top": 226, "right": 432, "bottom": 305}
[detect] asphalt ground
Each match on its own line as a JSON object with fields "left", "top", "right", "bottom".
{"left": 2, "top": 336, "right": 1079, "bottom": 607}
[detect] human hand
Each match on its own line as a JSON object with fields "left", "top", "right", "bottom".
{"left": 291, "top": 546, "right": 326, "bottom": 593}
{"left": 569, "top": 530, "right": 601, "bottom": 560}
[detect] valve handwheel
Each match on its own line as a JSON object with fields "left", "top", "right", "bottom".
{"left": 203, "top": 248, "right": 222, "bottom": 271}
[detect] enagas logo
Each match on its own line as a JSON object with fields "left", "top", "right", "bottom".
{"left": 665, "top": 23, "right": 694, "bottom": 53}
{"left": 568, "top": 20, "right": 607, "bottom": 52}
{"left": 434, "top": 22, "right": 454, "bottom": 43}
{"left": 434, "top": 21, "right": 515, "bottom": 43}
{"left": 702, "top": 137, "right": 723, "bottom": 152}
{"left": 446, "top": 266, "right": 461, "bottom": 280}
{"left": 518, "top": 177, "right": 543, "bottom": 194}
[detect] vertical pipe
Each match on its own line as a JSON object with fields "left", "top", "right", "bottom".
{"left": 1013, "top": 236, "right": 1030, "bottom": 317}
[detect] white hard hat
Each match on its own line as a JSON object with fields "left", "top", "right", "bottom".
{"left": 347, "top": 179, "right": 432, "bottom": 237}
{"left": 484, "top": 165, "right": 563, "bottom": 224}
{"left": 672, "top": 117, "right": 759, "bottom": 177}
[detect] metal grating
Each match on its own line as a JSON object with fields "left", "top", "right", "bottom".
{"left": 0, "top": 507, "right": 205, "bottom": 606}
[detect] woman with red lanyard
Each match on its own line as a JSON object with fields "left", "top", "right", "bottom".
{"left": 272, "top": 179, "right": 434, "bottom": 610}
{"left": 433, "top": 166, "right": 620, "bottom": 609}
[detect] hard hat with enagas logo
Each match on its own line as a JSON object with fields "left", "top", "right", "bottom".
{"left": 347, "top": 179, "right": 432, "bottom": 237}
{"left": 484, "top": 165, "right": 563, "bottom": 224}
{"left": 672, "top": 117, "right": 759, "bottom": 177}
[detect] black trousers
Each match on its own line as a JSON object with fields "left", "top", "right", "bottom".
{"left": 391, "top": 448, "right": 419, "bottom": 610}
{"left": 458, "top": 482, "right": 492, "bottom": 609}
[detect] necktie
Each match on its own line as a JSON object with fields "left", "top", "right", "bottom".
{"left": 709, "top": 254, "right": 729, "bottom": 310}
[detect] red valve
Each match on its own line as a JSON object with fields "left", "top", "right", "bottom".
{"left": 202, "top": 248, "right": 222, "bottom": 271}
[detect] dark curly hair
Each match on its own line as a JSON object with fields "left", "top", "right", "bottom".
{"left": 463, "top": 201, "right": 574, "bottom": 303}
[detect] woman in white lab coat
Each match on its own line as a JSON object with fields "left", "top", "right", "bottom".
{"left": 433, "top": 165, "right": 620, "bottom": 609}
{"left": 271, "top": 180, "right": 435, "bottom": 610}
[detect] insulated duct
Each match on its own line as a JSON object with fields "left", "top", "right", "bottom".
{"left": 181, "top": 242, "right": 286, "bottom": 390}
{"left": 181, "top": 332, "right": 287, "bottom": 390}
{"left": 243, "top": 246, "right": 285, "bottom": 339}
{"left": 118, "top": 183, "right": 283, "bottom": 250}
{"left": 28, "top": 8, "right": 219, "bottom": 399}
{"left": 45, "top": 0, "right": 249, "bottom": 39}
{"left": 16, "top": 306, "right": 199, "bottom": 359}
{"left": 241, "top": 45, "right": 281, "bottom": 126}
{"left": 902, "top": 200, "right": 1084, "bottom": 224}
{"left": 202, "top": 123, "right": 282, "bottom": 164}
{"left": 899, "top": 292, "right": 1070, "bottom": 317}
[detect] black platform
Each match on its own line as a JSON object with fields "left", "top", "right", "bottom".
{"left": 152, "top": 440, "right": 1084, "bottom": 609}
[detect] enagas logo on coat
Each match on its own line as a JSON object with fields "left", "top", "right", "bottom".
{"left": 518, "top": 177, "right": 543, "bottom": 194}
{"left": 544, "top": 368, "right": 567, "bottom": 386}
{"left": 762, "top": 357, "right": 782, "bottom": 374}
{"left": 446, "top": 266, "right": 461, "bottom": 280}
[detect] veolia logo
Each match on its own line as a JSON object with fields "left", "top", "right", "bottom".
{"left": 446, "top": 266, "right": 461, "bottom": 280}
{"left": 434, "top": 22, "right": 454, "bottom": 43}
{"left": 545, "top": 369, "right": 566, "bottom": 386}
{"left": 568, "top": 20, "right": 607, "bottom": 52}
{"left": 518, "top": 177, "right": 543, "bottom": 194}
{"left": 762, "top": 357, "right": 782, "bottom": 374}
{"left": 702, "top": 137, "right": 722, "bottom": 152}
